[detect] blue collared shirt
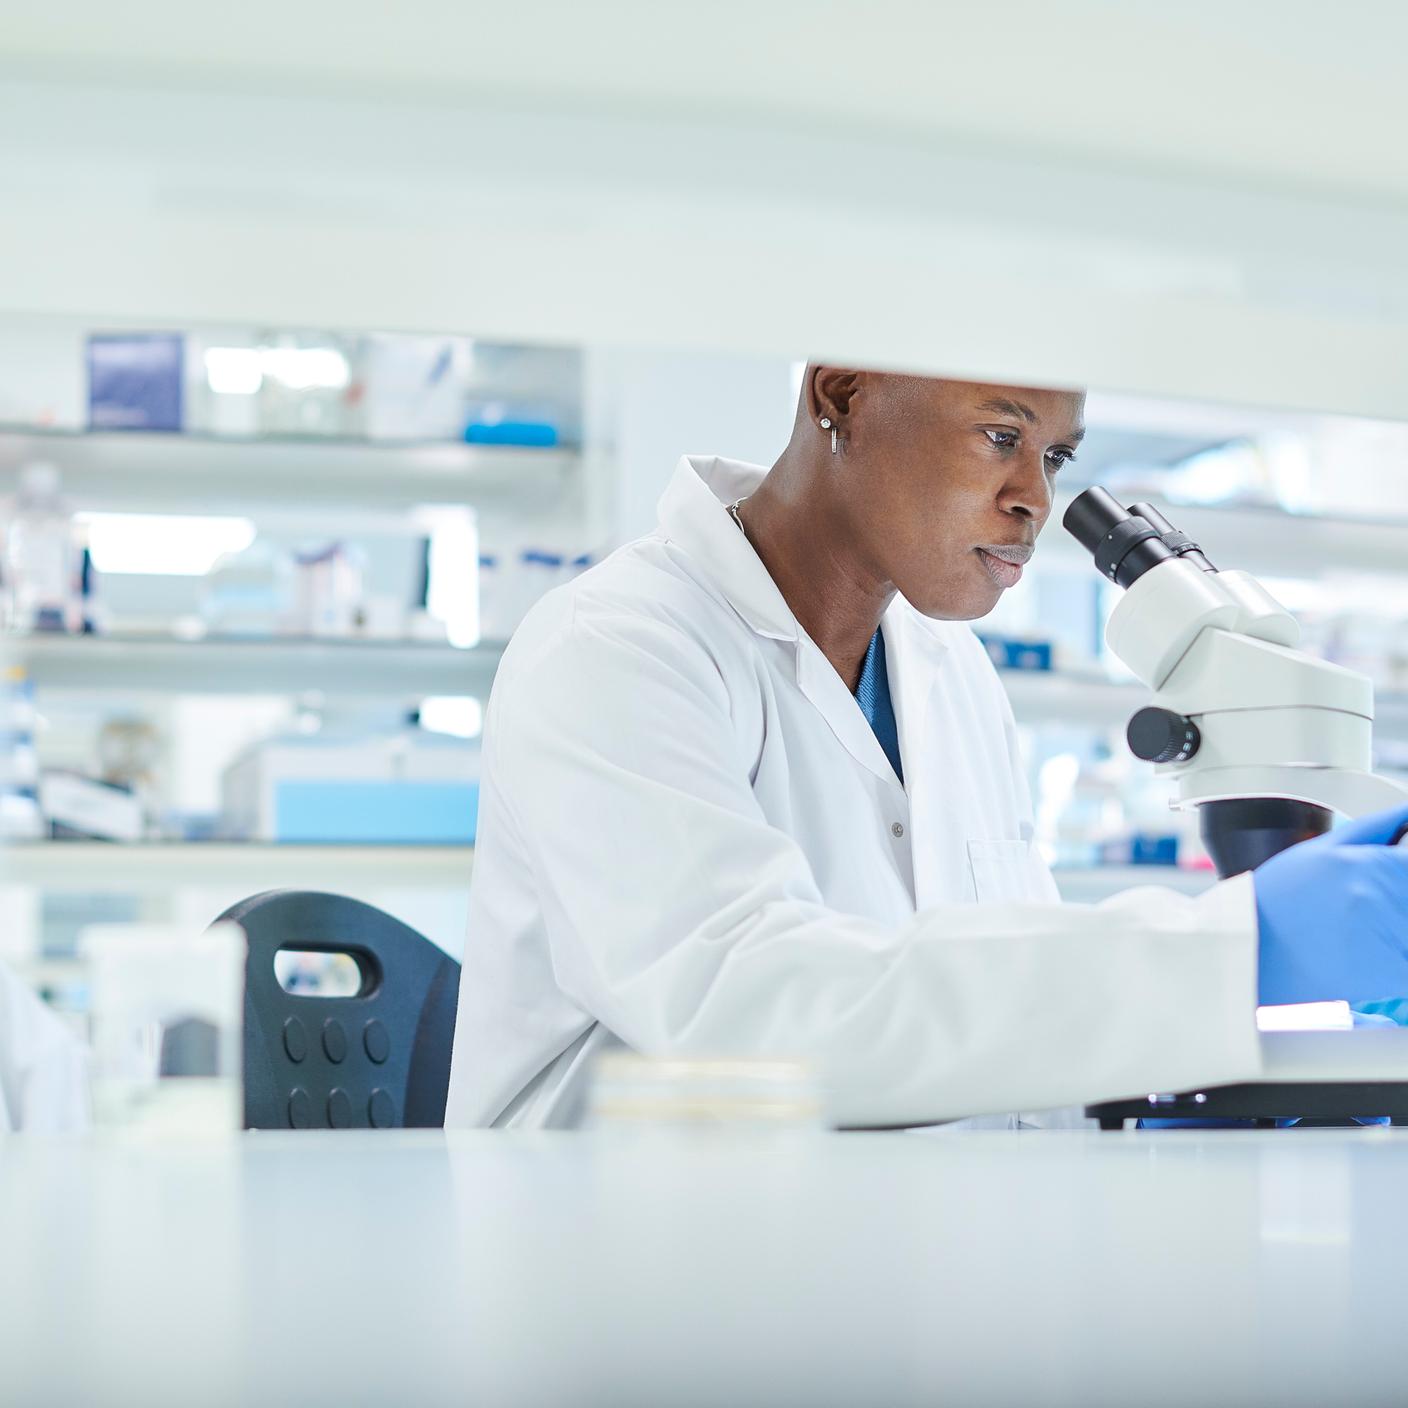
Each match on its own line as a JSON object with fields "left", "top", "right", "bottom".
{"left": 855, "top": 628, "right": 903, "bottom": 786}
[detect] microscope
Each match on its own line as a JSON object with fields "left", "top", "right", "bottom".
{"left": 1063, "top": 487, "right": 1408, "bottom": 1127}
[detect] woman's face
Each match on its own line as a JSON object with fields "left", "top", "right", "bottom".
{"left": 827, "top": 373, "right": 1086, "bottom": 620}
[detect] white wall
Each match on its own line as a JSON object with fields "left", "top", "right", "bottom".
{"left": 0, "top": 315, "right": 85, "bottom": 428}
{"left": 587, "top": 348, "right": 797, "bottom": 543}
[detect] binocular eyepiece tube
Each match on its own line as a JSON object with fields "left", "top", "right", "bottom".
{"left": 1062, "top": 486, "right": 1216, "bottom": 587}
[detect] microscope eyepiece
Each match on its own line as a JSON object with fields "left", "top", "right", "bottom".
{"left": 1063, "top": 488, "right": 1215, "bottom": 586}
{"left": 1062, "top": 486, "right": 1128, "bottom": 555}
{"left": 1062, "top": 488, "right": 1174, "bottom": 587}
{"left": 1126, "top": 502, "right": 1216, "bottom": 574}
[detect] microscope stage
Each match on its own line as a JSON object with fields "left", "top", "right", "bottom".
{"left": 1088, "top": 1029, "right": 1408, "bottom": 1127}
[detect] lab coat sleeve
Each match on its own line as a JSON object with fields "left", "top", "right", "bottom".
{"left": 494, "top": 607, "right": 1261, "bottom": 1128}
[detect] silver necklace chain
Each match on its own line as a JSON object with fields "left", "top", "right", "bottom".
{"left": 726, "top": 497, "right": 749, "bottom": 541}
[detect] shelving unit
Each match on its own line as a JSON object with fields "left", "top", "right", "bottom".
{"left": 998, "top": 671, "right": 1144, "bottom": 728}
{"left": 9, "top": 634, "right": 505, "bottom": 697}
{"left": 1, "top": 842, "right": 1215, "bottom": 905}
{"left": 1, "top": 841, "right": 473, "bottom": 893}
{"left": 12, "top": 632, "right": 1408, "bottom": 731}
{"left": 1046, "top": 490, "right": 1408, "bottom": 580}
{"left": 4, "top": 411, "right": 1407, "bottom": 928}
{"left": 998, "top": 668, "right": 1408, "bottom": 745}
{"left": 0, "top": 427, "right": 581, "bottom": 521}
{"left": 0, "top": 842, "right": 1217, "bottom": 910}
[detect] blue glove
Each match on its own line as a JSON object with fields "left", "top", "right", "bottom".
{"left": 1349, "top": 1007, "right": 1397, "bottom": 1122}
{"left": 1253, "top": 802, "right": 1408, "bottom": 1008}
{"left": 1352, "top": 1005, "right": 1403, "bottom": 1027}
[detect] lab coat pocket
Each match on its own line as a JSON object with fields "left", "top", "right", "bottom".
{"left": 966, "top": 838, "right": 1041, "bottom": 904}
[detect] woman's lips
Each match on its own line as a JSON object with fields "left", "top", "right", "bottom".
{"left": 976, "top": 548, "right": 1024, "bottom": 589}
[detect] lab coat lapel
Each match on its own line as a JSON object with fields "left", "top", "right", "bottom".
{"left": 794, "top": 635, "right": 904, "bottom": 790}
{"left": 661, "top": 456, "right": 910, "bottom": 791}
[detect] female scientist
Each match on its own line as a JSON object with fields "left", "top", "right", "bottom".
{"left": 445, "top": 367, "right": 1408, "bottom": 1129}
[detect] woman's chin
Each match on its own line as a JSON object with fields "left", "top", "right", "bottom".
{"left": 910, "top": 587, "right": 1001, "bottom": 622}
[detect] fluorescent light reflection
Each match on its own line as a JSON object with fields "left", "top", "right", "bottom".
{"left": 419, "top": 696, "right": 483, "bottom": 739}
{"left": 203, "top": 346, "right": 351, "bottom": 395}
{"left": 79, "top": 512, "right": 257, "bottom": 575}
{"left": 1256, "top": 1001, "right": 1353, "bottom": 1033}
{"left": 260, "top": 347, "right": 350, "bottom": 391}
{"left": 417, "top": 505, "right": 480, "bottom": 649}
{"left": 203, "top": 348, "right": 263, "bottom": 395}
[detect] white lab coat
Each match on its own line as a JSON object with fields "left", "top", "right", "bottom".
{"left": 0, "top": 957, "right": 90, "bottom": 1133}
{"left": 445, "top": 455, "right": 1261, "bottom": 1129}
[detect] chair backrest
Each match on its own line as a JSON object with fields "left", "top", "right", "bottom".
{"left": 213, "top": 890, "right": 460, "bottom": 1131}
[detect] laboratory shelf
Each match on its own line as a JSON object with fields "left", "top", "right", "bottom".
{"left": 999, "top": 668, "right": 1408, "bottom": 745}
{"left": 998, "top": 670, "right": 1144, "bottom": 728}
{"left": 0, "top": 426, "right": 581, "bottom": 518}
{"left": 1045, "top": 490, "right": 1408, "bottom": 579}
{"left": 0, "top": 841, "right": 474, "bottom": 893}
{"left": 6, "top": 634, "right": 505, "bottom": 697}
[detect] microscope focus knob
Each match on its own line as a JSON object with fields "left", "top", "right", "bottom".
{"left": 1127, "top": 707, "right": 1201, "bottom": 765}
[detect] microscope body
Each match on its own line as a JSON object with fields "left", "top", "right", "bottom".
{"left": 1108, "top": 555, "right": 1408, "bottom": 829}
{"left": 1064, "top": 488, "right": 1408, "bottom": 1125}
{"left": 1065, "top": 489, "right": 1408, "bottom": 878}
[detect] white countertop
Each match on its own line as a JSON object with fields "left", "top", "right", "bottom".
{"left": 3, "top": 1127, "right": 1407, "bottom": 1407}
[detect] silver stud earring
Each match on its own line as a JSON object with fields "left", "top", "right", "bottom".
{"left": 819, "top": 416, "right": 838, "bottom": 455}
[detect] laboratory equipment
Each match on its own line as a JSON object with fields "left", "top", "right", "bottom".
{"left": 39, "top": 772, "right": 145, "bottom": 842}
{"left": 83, "top": 921, "right": 245, "bottom": 1135}
{"left": 977, "top": 633, "right": 1054, "bottom": 672}
{"left": 290, "top": 540, "right": 366, "bottom": 637}
{"left": 0, "top": 955, "right": 89, "bottom": 1132}
{"left": 201, "top": 538, "right": 294, "bottom": 637}
{"left": 1064, "top": 488, "right": 1408, "bottom": 1125}
{"left": 0, "top": 462, "right": 84, "bottom": 634}
{"left": 87, "top": 331, "right": 184, "bottom": 432}
{"left": 0, "top": 665, "right": 42, "bottom": 840}
{"left": 221, "top": 728, "right": 480, "bottom": 844}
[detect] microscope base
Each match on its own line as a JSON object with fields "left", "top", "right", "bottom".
{"left": 1087, "top": 1082, "right": 1408, "bottom": 1130}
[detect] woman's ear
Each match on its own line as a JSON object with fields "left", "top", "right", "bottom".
{"left": 811, "top": 366, "right": 861, "bottom": 428}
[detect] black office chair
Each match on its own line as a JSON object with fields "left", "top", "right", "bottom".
{"left": 212, "top": 890, "right": 460, "bottom": 1131}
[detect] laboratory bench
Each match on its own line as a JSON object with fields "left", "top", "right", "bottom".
{"left": 3, "top": 1127, "right": 1407, "bottom": 1406}
{"left": 8, "top": 633, "right": 505, "bottom": 698}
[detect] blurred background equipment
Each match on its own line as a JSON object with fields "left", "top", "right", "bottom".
{"left": 82, "top": 921, "right": 245, "bottom": 1134}
{"left": 3, "top": 3, "right": 1408, "bottom": 1050}
{"left": 4, "top": 319, "right": 1408, "bottom": 1035}
{"left": 0, "top": 950, "right": 90, "bottom": 1132}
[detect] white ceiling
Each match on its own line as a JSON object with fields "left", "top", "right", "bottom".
{"left": 3, "top": 3, "right": 1408, "bottom": 418}
{"left": 6, "top": 2, "right": 1408, "bottom": 202}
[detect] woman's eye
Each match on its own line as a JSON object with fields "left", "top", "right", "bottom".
{"left": 983, "top": 429, "right": 1019, "bottom": 449}
{"left": 1046, "top": 449, "right": 1076, "bottom": 471}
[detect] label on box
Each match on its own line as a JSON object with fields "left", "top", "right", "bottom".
{"left": 88, "top": 333, "right": 184, "bottom": 431}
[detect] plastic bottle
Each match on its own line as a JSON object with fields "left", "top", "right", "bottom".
{"left": 1, "top": 463, "right": 83, "bottom": 634}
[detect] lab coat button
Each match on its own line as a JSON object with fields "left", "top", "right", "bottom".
{"left": 322, "top": 1018, "right": 348, "bottom": 1064}
{"left": 282, "top": 1017, "right": 308, "bottom": 1063}
{"left": 891, "top": 822, "right": 905, "bottom": 839}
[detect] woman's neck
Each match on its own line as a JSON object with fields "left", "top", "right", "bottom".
{"left": 735, "top": 453, "right": 895, "bottom": 692}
